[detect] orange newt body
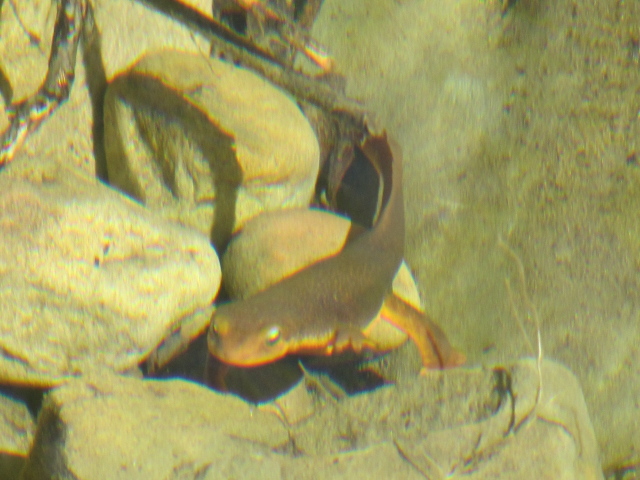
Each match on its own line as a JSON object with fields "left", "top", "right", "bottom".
{"left": 208, "top": 132, "right": 463, "bottom": 369}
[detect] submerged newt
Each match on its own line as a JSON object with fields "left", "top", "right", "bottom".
{"left": 208, "top": 132, "right": 464, "bottom": 369}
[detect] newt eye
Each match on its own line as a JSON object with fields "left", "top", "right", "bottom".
{"left": 265, "top": 326, "right": 281, "bottom": 346}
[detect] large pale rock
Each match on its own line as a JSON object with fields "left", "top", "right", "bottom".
{"left": 0, "top": 157, "right": 220, "bottom": 386}
{"left": 0, "top": 391, "right": 34, "bottom": 457}
{"left": 104, "top": 50, "right": 320, "bottom": 247}
{"left": 0, "top": 390, "right": 34, "bottom": 479}
{"left": 22, "top": 373, "right": 287, "bottom": 480}
{"left": 93, "top": 0, "right": 214, "bottom": 80}
{"left": 21, "top": 360, "right": 602, "bottom": 479}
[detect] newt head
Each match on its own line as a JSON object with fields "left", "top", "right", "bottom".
{"left": 208, "top": 305, "right": 286, "bottom": 367}
{"left": 208, "top": 297, "right": 339, "bottom": 367}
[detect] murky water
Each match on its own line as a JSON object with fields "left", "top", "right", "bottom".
{"left": 313, "top": 0, "right": 640, "bottom": 476}
{"left": 0, "top": 0, "right": 638, "bottom": 477}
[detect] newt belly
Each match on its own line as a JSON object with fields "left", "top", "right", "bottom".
{"left": 208, "top": 132, "right": 463, "bottom": 369}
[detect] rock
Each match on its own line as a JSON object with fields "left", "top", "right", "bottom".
{"left": 104, "top": 50, "right": 320, "bottom": 248}
{"left": 0, "top": 0, "right": 53, "bottom": 105}
{"left": 0, "top": 390, "right": 34, "bottom": 464}
{"left": 94, "top": 0, "right": 214, "bottom": 81}
{"left": 0, "top": 156, "right": 220, "bottom": 386}
{"left": 20, "top": 359, "right": 603, "bottom": 479}
{"left": 21, "top": 373, "right": 287, "bottom": 480}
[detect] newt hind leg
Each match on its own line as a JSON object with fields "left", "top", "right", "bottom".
{"left": 379, "top": 293, "right": 465, "bottom": 371}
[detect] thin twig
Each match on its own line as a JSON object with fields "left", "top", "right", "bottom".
{"left": 497, "top": 235, "right": 543, "bottom": 430}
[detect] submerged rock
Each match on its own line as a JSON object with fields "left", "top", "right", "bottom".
{"left": 0, "top": 390, "right": 34, "bottom": 457}
{"left": 104, "top": 50, "right": 320, "bottom": 248}
{"left": 0, "top": 389, "right": 34, "bottom": 479}
{"left": 22, "top": 373, "right": 286, "bottom": 480}
{"left": 21, "top": 360, "right": 602, "bottom": 479}
{"left": 0, "top": 157, "right": 220, "bottom": 386}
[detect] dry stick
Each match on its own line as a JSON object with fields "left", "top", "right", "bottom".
{"left": 0, "top": 0, "right": 86, "bottom": 166}
{"left": 497, "top": 236, "right": 543, "bottom": 430}
{"left": 298, "top": 361, "right": 344, "bottom": 404}
{"left": 393, "top": 438, "right": 446, "bottom": 480}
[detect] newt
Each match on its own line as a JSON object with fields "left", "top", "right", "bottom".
{"left": 208, "top": 132, "right": 464, "bottom": 369}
